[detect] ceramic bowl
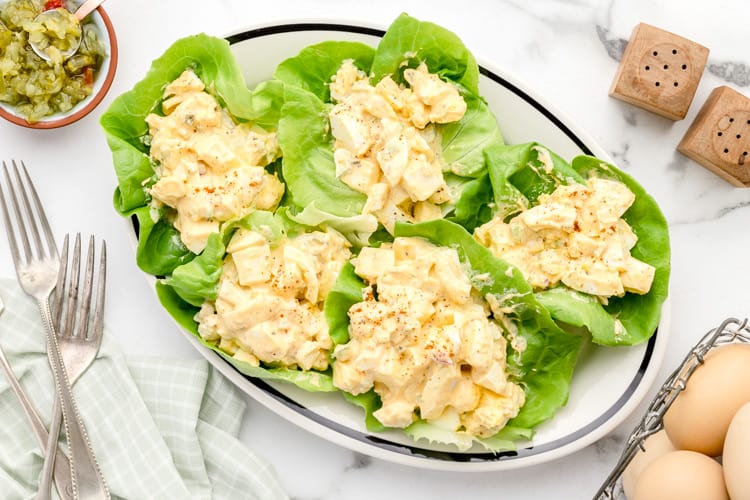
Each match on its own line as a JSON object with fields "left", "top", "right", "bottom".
{"left": 0, "top": 5, "right": 118, "bottom": 129}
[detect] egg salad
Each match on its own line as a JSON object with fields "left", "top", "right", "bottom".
{"left": 195, "top": 227, "right": 351, "bottom": 370}
{"left": 475, "top": 175, "right": 655, "bottom": 298}
{"left": 146, "top": 69, "right": 284, "bottom": 254}
{"left": 329, "top": 60, "right": 467, "bottom": 233}
{"left": 332, "top": 236, "right": 525, "bottom": 437}
{"left": 102, "top": 17, "right": 671, "bottom": 454}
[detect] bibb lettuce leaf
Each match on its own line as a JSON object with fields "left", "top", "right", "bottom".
{"left": 274, "top": 13, "right": 503, "bottom": 237}
{"left": 100, "top": 33, "right": 285, "bottom": 249}
{"left": 484, "top": 142, "right": 670, "bottom": 346}
{"left": 324, "top": 219, "right": 583, "bottom": 449}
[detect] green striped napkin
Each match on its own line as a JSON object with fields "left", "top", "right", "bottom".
{"left": 0, "top": 279, "right": 288, "bottom": 500}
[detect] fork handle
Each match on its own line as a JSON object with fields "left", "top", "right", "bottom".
{"left": 36, "top": 399, "right": 73, "bottom": 500}
{"left": 38, "top": 299, "right": 110, "bottom": 500}
{"left": 0, "top": 346, "right": 74, "bottom": 500}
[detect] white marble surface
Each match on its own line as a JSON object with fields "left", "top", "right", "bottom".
{"left": 1, "top": 0, "right": 749, "bottom": 498}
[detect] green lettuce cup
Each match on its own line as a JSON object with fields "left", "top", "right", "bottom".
{"left": 100, "top": 33, "right": 285, "bottom": 275}
{"left": 479, "top": 142, "right": 670, "bottom": 346}
{"left": 274, "top": 13, "right": 503, "bottom": 242}
{"left": 156, "top": 210, "right": 345, "bottom": 392}
{"left": 324, "top": 219, "right": 583, "bottom": 450}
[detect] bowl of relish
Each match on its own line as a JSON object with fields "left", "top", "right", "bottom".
{"left": 0, "top": 0, "right": 117, "bottom": 128}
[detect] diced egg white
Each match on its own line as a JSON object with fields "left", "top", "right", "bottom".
{"left": 332, "top": 236, "right": 525, "bottom": 438}
{"left": 195, "top": 228, "right": 351, "bottom": 371}
{"left": 145, "top": 69, "right": 283, "bottom": 254}
{"left": 328, "top": 60, "right": 467, "bottom": 232}
{"left": 474, "top": 175, "right": 656, "bottom": 297}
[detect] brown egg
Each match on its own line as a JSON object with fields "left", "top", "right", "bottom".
{"left": 723, "top": 401, "right": 750, "bottom": 500}
{"left": 633, "top": 450, "right": 728, "bottom": 500}
{"left": 622, "top": 430, "right": 676, "bottom": 499}
{"left": 663, "top": 343, "right": 750, "bottom": 456}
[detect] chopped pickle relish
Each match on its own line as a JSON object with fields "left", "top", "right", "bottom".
{"left": 0, "top": 0, "right": 107, "bottom": 122}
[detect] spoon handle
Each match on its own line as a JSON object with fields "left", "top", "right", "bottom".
{"left": 74, "top": 0, "right": 106, "bottom": 21}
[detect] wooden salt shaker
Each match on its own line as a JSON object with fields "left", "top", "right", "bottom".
{"left": 609, "top": 23, "right": 709, "bottom": 120}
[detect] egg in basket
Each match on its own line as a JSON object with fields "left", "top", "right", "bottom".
{"left": 595, "top": 317, "right": 750, "bottom": 500}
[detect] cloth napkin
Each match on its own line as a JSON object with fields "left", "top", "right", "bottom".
{"left": 0, "top": 278, "right": 288, "bottom": 500}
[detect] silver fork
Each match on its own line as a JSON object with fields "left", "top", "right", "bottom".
{"left": 0, "top": 160, "right": 109, "bottom": 500}
{"left": 0, "top": 294, "right": 74, "bottom": 500}
{"left": 37, "top": 233, "right": 108, "bottom": 500}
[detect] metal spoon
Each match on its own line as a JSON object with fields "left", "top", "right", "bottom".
{"left": 29, "top": 0, "right": 107, "bottom": 62}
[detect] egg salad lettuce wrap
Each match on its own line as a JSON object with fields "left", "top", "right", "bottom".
{"left": 480, "top": 142, "right": 670, "bottom": 346}
{"left": 100, "top": 33, "right": 288, "bottom": 276}
{"left": 274, "top": 13, "right": 503, "bottom": 239}
{"left": 154, "top": 209, "right": 346, "bottom": 391}
{"left": 324, "top": 219, "right": 583, "bottom": 451}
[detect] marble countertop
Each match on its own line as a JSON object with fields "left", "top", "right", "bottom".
{"left": 1, "top": 0, "right": 749, "bottom": 498}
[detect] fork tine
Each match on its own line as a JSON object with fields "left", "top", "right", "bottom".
{"left": 76, "top": 235, "right": 96, "bottom": 340}
{"left": 52, "top": 234, "right": 70, "bottom": 329}
{"left": 90, "top": 240, "right": 106, "bottom": 341}
{"left": 17, "top": 160, "right": 58, "bottom": 259}
{"left": 0, "top": 160, "right": 58, "bottom": 271}
{"left": 61, "top": 233, "right": 81, "bottom": 338}
{"left": 0, "top": 161, "right": 26, "bottom": 267}
{"left": 10, "top": 160, "right": 44, "bottom": 261}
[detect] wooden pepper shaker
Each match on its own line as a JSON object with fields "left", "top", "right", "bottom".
{"left": 609, "top": 23, "right": 709, "bottom": 120}
{"left": 678, "top": 86, "right": 750, "bottom": 187}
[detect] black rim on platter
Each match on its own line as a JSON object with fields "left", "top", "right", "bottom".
{"left": 133, "top": 22, "right": 660, "bottom": 464}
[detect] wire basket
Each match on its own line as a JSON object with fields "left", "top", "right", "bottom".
{"left": 593, "top": 317, "right": 750, "bottom": 500}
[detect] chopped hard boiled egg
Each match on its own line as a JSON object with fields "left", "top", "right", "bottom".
{"left": 329, "top": 61, "right": 465, "bottom": 233}
{"left": 474, "top": 175, "right": 655, "bottom": 297}
{"left": 146, "top": 69, "right": 284, "bottom": 254}
{"left": 195, "top": 228, "right": 351, "bottom": 371}
{"left": 332, "top": 237, "right": 525, "bottom": 437}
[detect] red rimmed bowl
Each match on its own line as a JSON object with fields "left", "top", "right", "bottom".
{"left": 0, "top": 5, "right": 118, "bottom": 129}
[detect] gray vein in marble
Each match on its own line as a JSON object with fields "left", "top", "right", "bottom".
{"left": 595, "top": 25, "right": 626, "bottom": 62}
{"left": 609, "top": 142, "right": 631, "bottom": 169}
{"left": 596, "top": 0, "right": 617, "bottom": 31}
{"left": 345, "top": 452, "right": 372, "bottom": 471}
{"left": 666, "top": 151, "right": 690, "bottom": 175}
{"left": 286, "top": 453, "right": 371, "bottom": 500}
{"left": 623, "top": 109, "right": 638, "bottom": 127}
{"left": 707, "top": 61, "right": 750, "bottom": 87}
{"left": 715, "top": 200, "right": 750, "bottom": 219}
{"left": 499, "top": 0, "right": 598, "bottom": 27}
{"left": 288, "top": 494, "right": 317, "bottom": 500}
{"left": 592, "top": 430, "right": 627, "bottom": 493}
{"left": 670, "top": 200, "right": 750, "bottom": 226}
{"left": 593, "top": 431, "right": 624, "bottom": 460}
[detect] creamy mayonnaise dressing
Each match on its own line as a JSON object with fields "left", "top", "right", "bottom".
{"left": 332, "top": 237, "right": 525, "bottom": 437}
{"left": 195, "top": 227, "right": 351, "bottom": 370}
{"left": 146, "top": 69, "right": 284, "bottom": 254}
{"left": 329, "top": 60, "right": 467, "bottom": 232}
{"left": 475, "top": 174, "right": 655, "bottom": 297}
